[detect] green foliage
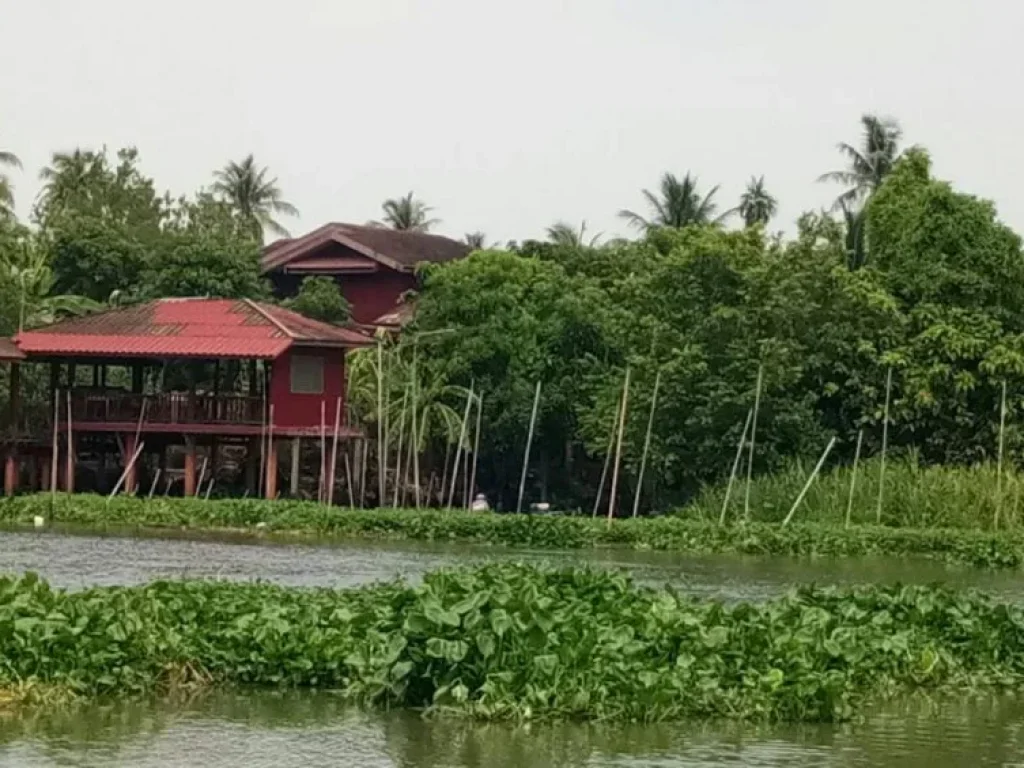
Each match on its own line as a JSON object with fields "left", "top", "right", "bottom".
{"left": 283, "top": 277, "right": 351, "bottom": 324}
{"left": 5, "top": 494, "right": 1024, "bottom": 569}
{"left": 3, "top": 565, "right": 1024, "bottom": 722}
{"left": 0, "top": 148, "right": 22, "bottom": 220}
{"left": 374, "top": 192, "right": 438, "bottom": 232}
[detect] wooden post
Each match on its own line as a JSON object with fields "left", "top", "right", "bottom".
{"left": 783, "top": 437, "right": 837, "bottom": 526}
{"left": 184, "top": 438, "right": 197, "bottom": 497}
{"left": 631, "top": 370, "right": 661, "bottom": 518}
{"left": 876, "top": 366, "right": 893, "bottom": 524}
{"left": 3, "top": 452, "right": 16, "bottom": 497}
{"left": 266, "top": 437, "right": 278, "bottom": 500}
{"left": 123, "top": 433, "right": 138, "bottom": 495}
{"left": 606, "top": 368, "right": 631, "bottom": 523}
{"left": 744, "top": 363, "right": 764, "bottom": 520}
{"left": 516, "top": 381, "right": 542, "bottom": 514}
{"left": 344, "top": 451, "right": 355, "bottom": 509}
{"left": 319, "top": 399, "right": 327, "bottom": 504}
{"left": 147, "top": 469, "right": 161, "bottom": 500}
{"left": 50, "top": 389, "right": 59, "bottom": 502}
{"left": 328, "top": 396, "right": 342, "bottom": 507}
{"left": 109, "top": 441, "right": 145, "bottom": 499}
{"left": 411, "top": 346, "right": 421, "bottom": 509}
{"left": 592, "top": 389, "right": 622, "bottom": 518}
{"left": 376, "top": 340, "right": 385, "bottom": 508}
{"left": 391, "top": 385, "right": 409, "bottom": 508}
{"left": 65, "top": 390, "right": 74, "bottom": 493}
{"left": 719, "top": 410, "right": 753, "bottom": 526}
{"left": 845, "top": 429, "right": 864, "bottom": 528}
{"left": 290, "top": 438, "right": 301, "bottom": 497}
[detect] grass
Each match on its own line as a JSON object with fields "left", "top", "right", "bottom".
{"left": 3, "top": 492, "right": 1024, "bottom": 569}
{"left": 4, "top": 564, "right": 1024, "bottom": 723}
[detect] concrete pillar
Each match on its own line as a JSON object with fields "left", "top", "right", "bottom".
{"left": 184, "top": 437, "right": 197, "bottom": 496}
{"left": 290, "top": 437, "right": 301, "bottom": 497}
{"left": 266, "top": 439, "right": 278, "bottom": 499}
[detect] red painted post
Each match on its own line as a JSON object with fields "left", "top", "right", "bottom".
{"left": 123, "top": 433, "right": 138, "bottom": 495}
{"left": 184, "top": 437, "right": 197, "bottom": 497}
{"left": 3, "top": 453, "right": 16, "bottom": 497}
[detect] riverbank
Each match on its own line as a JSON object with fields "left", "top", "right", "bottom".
{"left": 4, "top": 564, "right": 1024, "bottom": 723}
{"left": 2, "top": 494, "right": 1024, "bottom": 569}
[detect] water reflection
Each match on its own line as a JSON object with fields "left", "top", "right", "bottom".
{"left": 1, "top": 690, "right": 1023, "bottom": 767}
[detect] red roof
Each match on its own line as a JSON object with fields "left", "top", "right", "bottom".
{"left": 14, "top": 299, "right": 372, "bottom": 360}
{"left": 263, "top": 223, "right": 470, "bottom": 274}
{"left": 0, "top": 338, "right": 24, "bottom": 361}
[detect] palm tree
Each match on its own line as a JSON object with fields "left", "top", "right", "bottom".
{"left": 619, "top": 172, "right": 729, "bottom": 231}
{"left": 737, "top": 176, "right": 777, "bottom": 228}
{"left": 374, "top": 192, "right": 438, "bottom": 232}
{"left": 818, "top": 114, "right": 902, "bottom": 210}
{"left": 211, "top": 154, "right": 298, "bottom": 241}
{"left": 546, "top": 220, "right": 602, "bottom": 247}
{"left": 464, "top": 232, "right": 487, "bottom": 249}
{"left": 0, "top": 149, "right": 21, "bottom": 218}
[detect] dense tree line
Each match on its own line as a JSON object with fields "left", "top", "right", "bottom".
{"left": 3, "top": 115, "right": 1023, "bottom": 511}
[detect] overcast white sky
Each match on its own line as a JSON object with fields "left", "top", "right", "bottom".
{"left": 3, "top": 0, "right": 1023, "bottom": 243}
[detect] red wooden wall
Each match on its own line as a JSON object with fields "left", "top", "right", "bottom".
{"left": 268, "top": 348, "right": 347, "bottom": 430}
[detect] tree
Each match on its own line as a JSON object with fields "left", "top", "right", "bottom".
{"left": 0, "top": 148, "right": 21, "bottom": 219}
{"left": 211, "top": 154, "right": 298, "bottom": 241}
{"left": 737, "top": 176, "right": 777, "bottom": 228}
{"left": 819, "top": 114, "right": 902, "bottom": 210}
{"left": 619, "top": 172, "right": 729, "bottom": 231}
{"left": 464, "top": 232, "right": 487, "bottom": 249}
{"left": 374, "top": 192, "right": 438, "bottom": 232}
{"left": 284, "top": 277, "right": 352, "bottom": 324}
{"left": 546, "top": 220, "right": 602, "bottom": 248}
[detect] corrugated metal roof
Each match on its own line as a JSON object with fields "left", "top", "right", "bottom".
{"left": 15, "top": 298, "right": 372, "bottom": 359}
{"left": 0, "top": 338, "right": 24, "bottom": 360}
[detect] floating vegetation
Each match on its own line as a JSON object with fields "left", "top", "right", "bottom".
{"left": 2, "top": 565, "right": 1024, "bottom": 722}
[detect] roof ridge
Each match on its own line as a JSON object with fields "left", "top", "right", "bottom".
{"left": 243, "top": 299, "right": 296, "bottom": 339}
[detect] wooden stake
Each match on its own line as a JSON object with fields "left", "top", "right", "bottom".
{"left": 996, "top": 380, "right": 1008, "bottom": 530}
{"left": 782, "top": 437, "right": 837, "bottom": 526}
{"left": 744, "top": 363, "right": 763, "bottom": 520}
{"left": 876, "top": 366, "right": 893, "bottom": 524}
{"left": 719, "top": 409, "right": 753, "bottom": 526}
{"left": 447, "top": 384, "right": 474, "bottom": 509}
{"left": 592, "top": 388, "right": 621, "bottom": 518}
{"left": 516, "top": 381, "right": 542, "bottom": 514}
{"left": 109, "top": 441, "right": 145, "bottom": 499}
{"left": 631, "top": 370, "right": 662, "bottom": 518}
{"left": 606, "top": 368, "right": 631, "bottom": 523}
{"left": 845, "top": 430, "right": 864, "bottom": 528}
{"left": 377, "top": 341, "right": 385, "bottom": 508}
{"left": 147, "top": 469, "right": 161, "bottom": 500}
{"left": 328, "top": 397, "right": 342, "bottom": 507}
{"left": 468, "top": 391, "right": 483, "bottom": 507}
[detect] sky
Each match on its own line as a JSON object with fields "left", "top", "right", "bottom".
{"left": 3, "top": 0, "right": 1024, "bottom": 244}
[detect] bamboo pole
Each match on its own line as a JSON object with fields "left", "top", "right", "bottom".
{"left": 266, "top": 404, "right": 275, "bottom": 500}
{"left": 147, "top": 469, "right": 161, "bottom": 500}
{"left": 204, "top": 477, "right": 215, "bottom": 500}
{"left": 875, "top": 366, "right": 893, "bottom": 524}
{"left": 196, "top": 456, "right": 208, "bottom": 494}
{"left": 782, "top": 437, "right": 837, "bottom": 526}
{"left": 719, "top": 409, "right": 753, "bottom": 526}
{"left": 258, "top": 382, "right": 268, "bottom": 498}
{"left": 411, "top": 347, "right": 421, "bottom": 509}
{"left": 50, "top": 388, "right": 59, "bottom": 501}
{"left": 109, "top": 441, "right": 145, "bottom": 499}
{"left": 132, "top": 398, "right": 148, "bottom": 458}
{"left": 631, "top": 370, "right": 662, "bottom": 518}
{"left": 328, "top": 397, "right": 342, "bottom": 507}
{"left": 516, "top": 381, "right": 542, "bottom": 514}
{"left": 381, "top": 349, "right": 391, "bottom": 507}
{"left": 845, "top": 430, "right": 864, "bottom": 528}
{"left": 468, "top": 391, "right": 483, "bottom": 507}
{"left": 344, "top": 451, "right": 355, "bottom": 509}
{"left": 376, "top": 340, "right": 385, "bottom": 508}
{"left": 463, "top": 424, "right": 472, "bottom": 508}
{"left": 996, "top": 380, "right": 1008, "bottom": 530}
{"left": 319, "top": 400, "right": 327, "bottom": 504}
{"left": 607, "top": 367, "right": 632, "bottom": 523}
{"left": 592, "top": 388, "right": 623, "bottom": 518}
{"left": 359, "top": 439, "right": 369, "bottom": 508}
{"left": 439, "top": 441, "right": 452, "bottom": 507}
{"left": 65, "top": 390, "right": 73, "bottom": 493}
{"left": 744, "top": 363, "right": 764, "bottom": 520}
{"left": 391, "top": 386, "right": 409, "bottom": 508}
{"left": 447, "top": 384, "right": 475, "bottom": 509}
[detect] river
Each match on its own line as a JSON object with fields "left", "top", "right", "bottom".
{"left": 2, "top": 527, "right": 1024, "bottom": 767}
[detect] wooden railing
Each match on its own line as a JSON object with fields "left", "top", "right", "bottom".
{"left": 69, "top": 392, "right": 264, "bottom": 426}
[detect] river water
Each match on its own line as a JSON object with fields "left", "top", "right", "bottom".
{"left": 2, "top": 527, "right": 1024, "bottom": 767}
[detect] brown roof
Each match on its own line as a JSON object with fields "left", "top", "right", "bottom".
{"left": 0, "top": 338, "right": 24, "bottom": 361}
{"left": 262, "top": 223, "right": 470, "bottom": 274}
{"left": 15, "top": 298, "right": 372, "bottom": 360}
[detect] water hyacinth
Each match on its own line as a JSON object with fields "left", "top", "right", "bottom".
{"left": 3, "top": 564, "right": 1024, "bottom": 722}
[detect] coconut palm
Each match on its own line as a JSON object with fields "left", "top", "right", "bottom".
{"left": 819, "top": 114, "right": 902, "bottom": 210}
{"left": 737, "top": 176, "right": 777, "bottom": 228}
{"left": 211, "top": 154, "right": 298, "bottom": 241}
{"left": 37, "top": 149, "right": 102, "bottom": 213}
{"left": 619, "top": 172, "right": 729, "bottom": 231}
{"left": 546, "top": 220, "right": 603, "bottom": 248}
{"left": 0, "top": 149, "right": 21, "bottom": 218}
{"left": 374, "top": 192, "right": 439, "bottom": 232}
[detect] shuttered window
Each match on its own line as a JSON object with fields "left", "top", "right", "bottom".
{"left": 290, "top": 354, "right": 324, "bottom": 394}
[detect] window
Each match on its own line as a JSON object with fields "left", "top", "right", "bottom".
{"left": 290, "top": 354, "right": 324, "bottom": 394}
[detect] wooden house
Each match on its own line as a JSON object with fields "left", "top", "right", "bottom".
{"left": 2, "top": 298, "right": 372, "bottom": 498}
